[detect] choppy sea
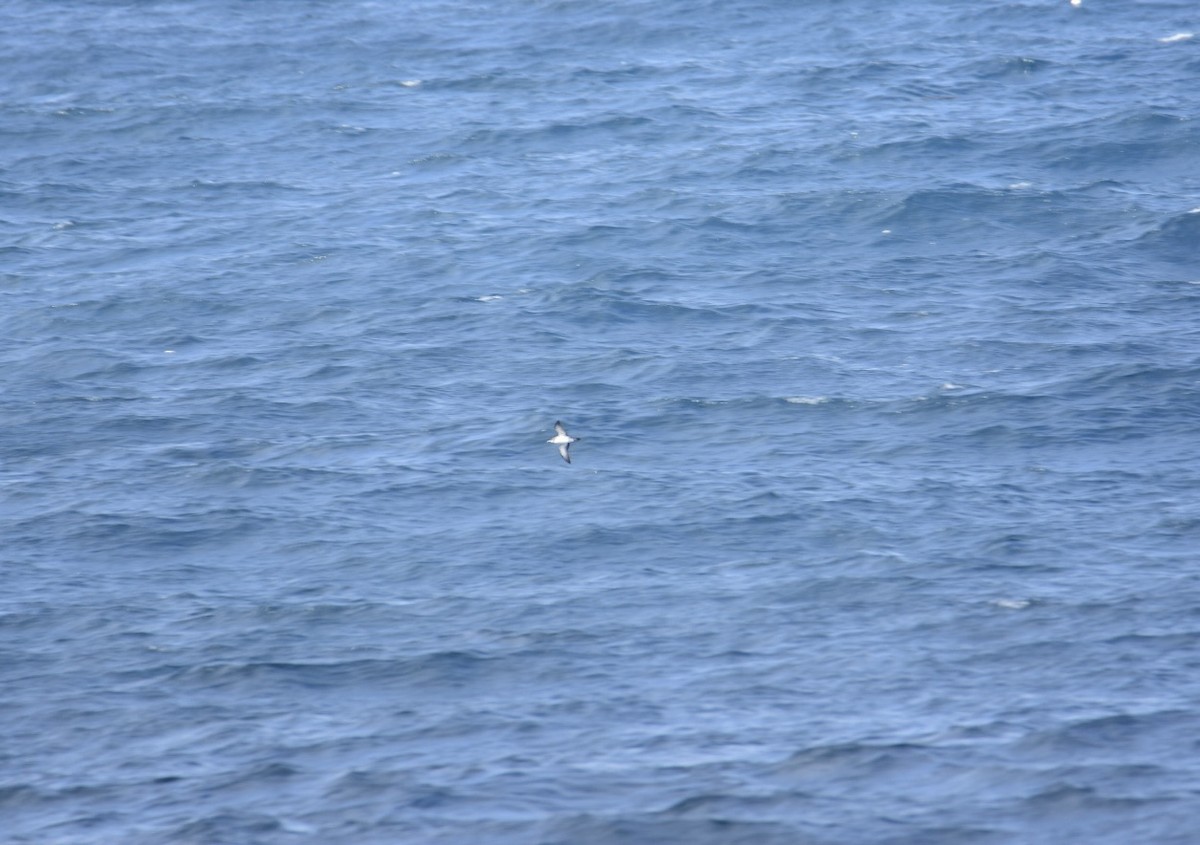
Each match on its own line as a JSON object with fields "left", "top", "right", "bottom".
{"left": 4, "top": 1, "right": 1200, "bottom": 842}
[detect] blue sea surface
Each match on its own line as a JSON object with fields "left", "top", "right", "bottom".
{"left": 4, "top": 1, "right": 1200, "bottom": 842}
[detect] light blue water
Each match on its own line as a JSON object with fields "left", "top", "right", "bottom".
{"left": 3, "top": 2, "right": 1200, "bottom": 843}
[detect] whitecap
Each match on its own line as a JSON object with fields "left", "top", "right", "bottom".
{"left": 994, "top": 598, "right": 1031, "bottom": 610}
{"left": 785, "top": 396, "right": 827, "bottom": 405}
{"left": 1158, "top": 33, "right": 1194, "bottom": 43}
{"left": 477, "top": 295, "right": 502, "bottom": 302}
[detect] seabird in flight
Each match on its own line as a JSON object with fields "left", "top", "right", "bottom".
{"left": 547, "top": 420, "right": 580, "bottom": 464}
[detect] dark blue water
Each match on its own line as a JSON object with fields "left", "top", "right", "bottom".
{"left": 4, "top": 1, "right": 1200, "bottom": 842}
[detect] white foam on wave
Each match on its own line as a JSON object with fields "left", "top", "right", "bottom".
{"left": 785, "top": 396, "right": 827, "bottom": 405}
{"left": 994, "top": 598, "right": 1032, "bottom": 610}
{"left": 1159, "top": 33, "right": 1194, "bottom": 43}
{"left": 477, "top": 295, "right": 502, "bottom": 302}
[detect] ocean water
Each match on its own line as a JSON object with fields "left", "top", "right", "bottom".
{"left": 3, "top": 1, "right": 1200, "bottom": 842}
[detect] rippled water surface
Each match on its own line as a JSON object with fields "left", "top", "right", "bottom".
{"left": 4, "top": 1, "right": 1200, "bottom": 842}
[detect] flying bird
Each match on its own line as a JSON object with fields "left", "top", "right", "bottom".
{"left": 547, "top": 420, "right": 580, "bottom": 464}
